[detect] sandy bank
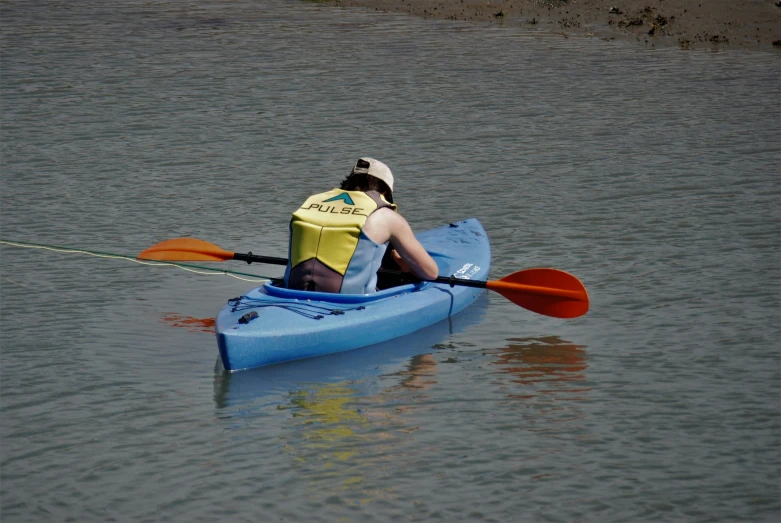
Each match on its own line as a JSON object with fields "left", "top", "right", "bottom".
{"left": 310, "top": 0, "right": 781, "bottom": 51}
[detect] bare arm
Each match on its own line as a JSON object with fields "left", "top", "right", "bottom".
{"left": 364, "top": 209, "right": 439, "bottom": 280}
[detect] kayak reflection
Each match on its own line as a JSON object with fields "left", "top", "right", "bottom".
{"left": 489, "top": 336, "right": 589, "bottom": 400}
{"left": 272, "top": 356, "right": 436, "bottom": 502}
{"left": 213, "top": 293, "right": 488, "bottom": 410}
{"left": 212, "top": 309, "right": 475, "bottom": 503}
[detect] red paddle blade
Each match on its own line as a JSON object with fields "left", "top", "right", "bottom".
{"left": 137, "top": 238, "right": 234, "bottom": 262}
{"left": 486, "top": 268, "right": 589, "bottom": 319}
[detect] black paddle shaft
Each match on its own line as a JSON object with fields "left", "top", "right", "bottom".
{"left": 233, "top": 252, "right": 287, "bottom": 266}
{"left": 232, "top": 251, "right": 487, "bottom": 289}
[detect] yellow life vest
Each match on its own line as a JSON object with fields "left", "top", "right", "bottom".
{"left": 284, "top": 189, "right": 397, "bottom": 293}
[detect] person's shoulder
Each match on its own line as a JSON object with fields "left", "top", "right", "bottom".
{"left": 377, "top": 208, "right": 416, "bottom": 238}
{"left": 370, "top": 206, "right": 398, "bottom": 223}
{"left": 367, "top": 206, "right": 406, "bottom": 231}
{"left": 373, "top": 206, "right": 405, "bottom": 221}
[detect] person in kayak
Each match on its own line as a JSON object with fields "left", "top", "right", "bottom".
{"left": 283, "top": 157, "right": 439, "bottom": 294}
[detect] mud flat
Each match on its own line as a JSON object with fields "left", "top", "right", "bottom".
{"left": 310, "top": 0, "right": 781, "bottom": 51}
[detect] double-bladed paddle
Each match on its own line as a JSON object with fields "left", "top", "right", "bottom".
{"left": 138, "top": 238, "right": 589, "bottom": 319}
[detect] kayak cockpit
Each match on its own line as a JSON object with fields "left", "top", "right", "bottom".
{"left": 257, "top": 280, "right": 427, "bottom": 304}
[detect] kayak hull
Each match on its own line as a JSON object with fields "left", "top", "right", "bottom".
{"left": 215, "top": 218, "right": 491, "bottom": 371}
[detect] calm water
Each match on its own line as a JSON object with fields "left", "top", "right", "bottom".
{"left": 1, "top": 1, "right": 779, "bottom": 521}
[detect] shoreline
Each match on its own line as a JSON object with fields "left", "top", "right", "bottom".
{"left": 310, "top": 0, "right": 781, "bottom": 52}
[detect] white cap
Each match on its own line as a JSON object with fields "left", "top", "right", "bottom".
{"left": 352, "top": 157, "right": 394, "bottom": 193}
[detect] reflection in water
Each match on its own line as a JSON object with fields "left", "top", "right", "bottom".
{"left": 490, "top": 336, "right": 589, "bottom": 400}
{"left": 211, "top": 300, "right": 487, "bottom": 503}
{"left": 394, "top": 353, "right": 438, "bottom": 390}
{"left": 490, "top": 336, "right": 592, "bottom": 464}
{"left": 283, "top": 382, "right": 369, "bottom": 459}
{"left": 280, "top": 381, "right": 374, "bottom": 501}
{"left": 212, "top": 295, "right": 489, "bottom": 409}
{"left": 278, "top": 353, "right": 441, "bottom": 503}
{"left": 364, "top": 354, "right": 439, "bottom": 431}
{"left": 159, "top": 313, "right": 215, "bottom": 334}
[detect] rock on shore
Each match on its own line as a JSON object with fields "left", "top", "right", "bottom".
{"left": 309, "top": 0, "right": 781, "bottom": 51}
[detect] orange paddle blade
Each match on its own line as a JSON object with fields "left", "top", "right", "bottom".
{"left": 137, "top": 238, "right": 234, "bottom": 262}
{"left": 486, "top": 268, "right": 589, "bottom": 319}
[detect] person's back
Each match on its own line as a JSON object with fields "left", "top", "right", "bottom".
{"left": 283, "top": 158, "right": 438, "bottom": 294}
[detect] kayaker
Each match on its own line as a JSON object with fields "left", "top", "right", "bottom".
{"left": 283, "top": 158, "right": 439, "bottom": 294}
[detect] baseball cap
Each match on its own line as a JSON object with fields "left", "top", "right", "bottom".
{"left": 352, "top": 157, "right": 394, "bottom": 193}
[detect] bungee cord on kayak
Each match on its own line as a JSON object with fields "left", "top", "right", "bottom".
{"left": 0, "top": 239, "right": 273, "bottom": 283}
{"left": 227, "top": 295, "right": 366, "bottom": 320}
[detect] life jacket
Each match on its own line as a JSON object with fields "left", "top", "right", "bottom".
{"left": 283, "top": 189, "right": 397, "bottom": 294}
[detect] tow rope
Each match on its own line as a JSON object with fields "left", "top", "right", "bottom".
{"left": 0, "top": 239, "right": 273, "bottom": 283}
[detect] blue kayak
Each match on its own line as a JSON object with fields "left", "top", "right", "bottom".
{"left": 215, "top": 218, "right": 491, "bottom": 372}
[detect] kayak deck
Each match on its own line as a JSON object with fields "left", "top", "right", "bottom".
{"left": 215, "top": 218, "right": 491, "bottom": 371}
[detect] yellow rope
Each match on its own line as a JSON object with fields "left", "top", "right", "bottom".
{"left": 0, "top": 239, "right": 270, "bottom": 283}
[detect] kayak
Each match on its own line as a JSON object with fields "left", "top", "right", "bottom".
{"left": 215, "top": 218, "right": 491, "bottom": 371}
{"left": 137, "top": 216, "right": 587, "bottom": 372}
{"left": 214, "top": 295, "right": 490, "bottom": 405}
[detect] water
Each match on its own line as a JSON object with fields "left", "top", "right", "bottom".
{"left": 1, "top": 1, "right": 779, "bottom": 521}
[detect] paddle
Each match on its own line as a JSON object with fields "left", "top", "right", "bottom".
{"left": 138, "top": 238, "right": 589, "bottom": 318}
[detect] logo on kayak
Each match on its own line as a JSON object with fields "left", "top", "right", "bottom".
{"left": 323, "top": 192, "right": 355, "bottom": 206}
{"left": 454, "top": 263, "right": 481, "bottom": 280}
